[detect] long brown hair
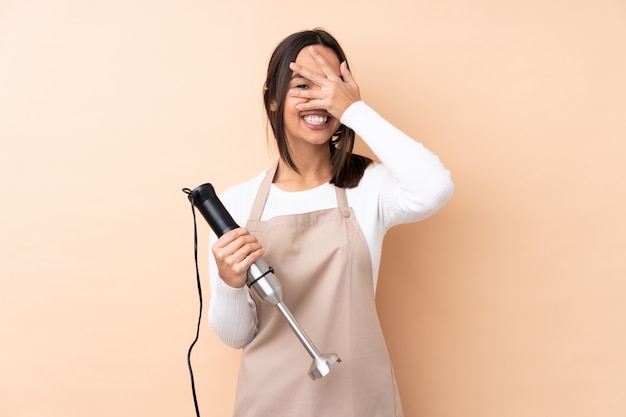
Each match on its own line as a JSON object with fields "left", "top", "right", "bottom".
{"left": 263, "top": 29, "right": 372, "bottom": 188}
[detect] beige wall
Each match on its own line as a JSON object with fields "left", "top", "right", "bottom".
{"left": 1, "top": 0, "right": 625, "bottom": 416}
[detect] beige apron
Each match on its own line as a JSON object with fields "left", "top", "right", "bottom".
{"left": 233, "top": 162, "right": 403, "bottom": 417}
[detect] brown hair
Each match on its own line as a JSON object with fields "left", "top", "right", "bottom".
{"left": 263, "top": 29, "right": 372, "bottom": 188}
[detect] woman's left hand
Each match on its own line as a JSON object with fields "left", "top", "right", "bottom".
{"left": 288, "top": 46, "right": 361, "bottom": 120}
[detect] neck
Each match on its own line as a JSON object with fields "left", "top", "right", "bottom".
{"left": 274, "top": 151, "right": 332, "bottom": 192}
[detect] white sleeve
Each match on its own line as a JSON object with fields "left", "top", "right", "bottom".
{"left": 206, "top": 179, "right": 263, "bottom": 349}
{"left": 340, "top": 101, "right": 454, "bottom": 229}
{"left": 207, "top": 231, "right": 258, "bottom": 349}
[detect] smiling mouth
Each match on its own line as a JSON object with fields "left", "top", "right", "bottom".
{"left": 303, "top": 115, "right": 329, "bottom": 125}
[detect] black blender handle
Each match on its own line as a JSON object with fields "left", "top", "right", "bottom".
{"left": 185, "top": 183, "right": 239, "bottom": 237}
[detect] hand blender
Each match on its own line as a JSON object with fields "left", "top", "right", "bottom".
{"left": 184, "top": 183, "right": 341, "bottom": 380}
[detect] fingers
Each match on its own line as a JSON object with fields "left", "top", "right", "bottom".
{"left": 288, "top": 46, "right": 342, "bottom": 85}
{"left": 214, "top": 228, "right": 264, "bottom": 267}
{"left": 289, "top": 61, "right": 326, "bottom": 86}
{"left": 307, "top": 46, "right": 342, "bottom": 81}
{"left": 212, "top": 228, "right": 265, "bottom": 288}
{"left": 339, "top": 61, "right": 356, "bottom": 86}
{"left": 288, "top": 46, "right": 361, "bottom": 118}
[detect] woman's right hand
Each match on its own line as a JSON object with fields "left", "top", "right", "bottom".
{"left": 211, "top": 228, "right": 265, "bottom": 288}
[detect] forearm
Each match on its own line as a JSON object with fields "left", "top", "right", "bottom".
{"left": 341, "top": 101, "right": 454, "bottom": 218}
{"left": 208, "top": 235, "right": 258, "bottom": 349}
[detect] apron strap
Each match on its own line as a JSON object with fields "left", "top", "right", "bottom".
{"left": 248, "top": 160, "right": 351, "bottom": 221}
{"left": 249, "top": 161, "right": 279, "bottom": 221}
{"left": 335, "top": 186, "right": 351, "bottom": 218}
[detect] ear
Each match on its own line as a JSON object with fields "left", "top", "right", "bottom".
{"left": 263, "top": 84, "right": 278, "bottom": 112}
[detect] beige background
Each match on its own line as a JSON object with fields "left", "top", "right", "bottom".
{"left": 1, "top": 0, "right": 625, "bottom": 416}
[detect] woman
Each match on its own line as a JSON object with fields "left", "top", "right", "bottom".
{"left": 208, "top": 29, "right": 453, "bottom": 417}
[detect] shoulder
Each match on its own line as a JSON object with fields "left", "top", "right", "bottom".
{"left": 220, "top": 171, "right": 265, "bottom": 199}
{"left": 219, "top": 170, "right": 267, "bottom": 225}
{"left": 350, "top": 162, "right": 388, "bottom": 191}
{"left": 362, "top": 161, "right": 389, "bottom": 182}
{"left": 345, "top": 162, "right": 388, "bottom": 205}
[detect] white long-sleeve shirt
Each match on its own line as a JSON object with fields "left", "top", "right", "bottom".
{"left": 208, "top": 101, "right": 454, "bottom": 348}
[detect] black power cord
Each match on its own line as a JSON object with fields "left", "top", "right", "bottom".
{"left": 182, "top": 187, "right": 202, "bottom": 417}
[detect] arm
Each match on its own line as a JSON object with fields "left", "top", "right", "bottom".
{"left": 288, "top": 46, "right": 453, "bottom": 227}
{"left": 206, "top": 181, "right": 265, "bottom": 349}
{"left": 208, "top": 230, "right": 259, "bottom": 349}
{"left": 341, "top": 101, "right": 454, "bottom": 228}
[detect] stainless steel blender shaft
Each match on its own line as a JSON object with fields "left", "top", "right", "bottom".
{"left": 248, "top": 258, "right": 341, "bottom": 380}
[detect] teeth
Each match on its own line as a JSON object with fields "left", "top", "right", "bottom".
{"left": 303, "top": 115, "right": 328, "bottom": 125}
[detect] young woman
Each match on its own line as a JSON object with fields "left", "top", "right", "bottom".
{"left": 207, "top": 29, "right": 454, "bottom": 417}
